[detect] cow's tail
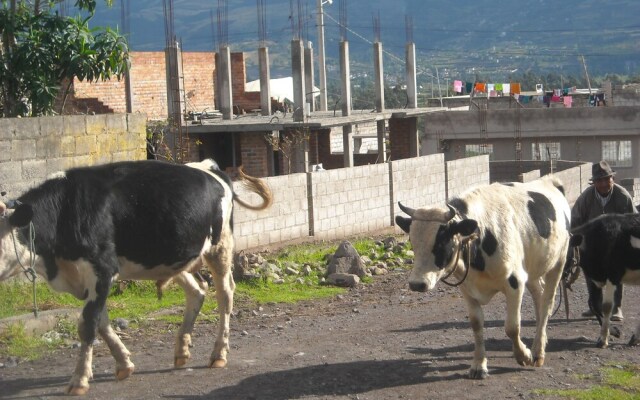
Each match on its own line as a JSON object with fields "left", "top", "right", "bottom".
{"left": 233, "top": 166, "right": 273, "bottom": 211}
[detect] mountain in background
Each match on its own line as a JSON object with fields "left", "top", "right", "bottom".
{"left": 87, "top": 0, "right": 640, "bottom": 84}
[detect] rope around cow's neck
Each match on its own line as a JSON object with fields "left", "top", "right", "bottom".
{"left": 440, "top": 233, "right": 478, "bottom": 287}
{"left": 10, "top": 222, "right": 38, "bottom": 317}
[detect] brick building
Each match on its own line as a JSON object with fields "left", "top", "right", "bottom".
{"left": 64, "top": 50, "right": 428, "bottom": 177}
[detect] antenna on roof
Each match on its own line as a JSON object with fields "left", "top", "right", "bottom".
{"left": 581, "top": 55, "right": 593, "bottom": 96}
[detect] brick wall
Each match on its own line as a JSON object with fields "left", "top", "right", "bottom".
{"left": 70, "top": 51, "right": 260, "bottom": 120}
{"left": 0, "top": 114, "right": 147, "bottom": 198}
{"left": 389, "top": 118, "right": 416, "bottom": 160}
{"left": 239, "top": 132, "right": 270, "bottom": 178}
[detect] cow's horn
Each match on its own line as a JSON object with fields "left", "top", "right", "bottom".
{"left": 446, "top": 204, "right": 458, "bottom": 220}
{"left": 398, "top": 202, "right": 416, "bottom": 217}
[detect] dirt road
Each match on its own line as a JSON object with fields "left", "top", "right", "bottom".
{"left": 2, "top": 270, "right": 639, "bottom": 399}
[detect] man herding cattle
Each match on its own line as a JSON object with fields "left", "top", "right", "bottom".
{"left": 396, "top": 176, "right": 570, "bottom": 379}
{"left": 571, "top": 161, "right": 637, "bottom": 322}
{"left": 0, "top": 159, "right": 272, "bottom": 395}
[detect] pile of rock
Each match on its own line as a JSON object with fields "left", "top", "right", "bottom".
{"left": 233, "top": 236, "right": 414, "bottom": 288}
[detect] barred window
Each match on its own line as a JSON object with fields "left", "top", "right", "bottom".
{"left": 602, "top": 140, "right": 632, "bottom": 167}
{"left": 532, "top": 142, "right": 561, "bottom": 161}
{"left": 465, "top": 143, "right": 494, "bottom": 160}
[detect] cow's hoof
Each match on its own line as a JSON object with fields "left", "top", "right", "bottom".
{"left": 468, "top": 367, "right": 488, "bottom": 379}
{"left": 174, "top": 356, "right": 190, "bottom": 367}
{"left": 628, "top": 335, "right": 638, "bottom": 346}
{"left": 516, "top": 353, "right": 533, "bottom": 366}
{"left": 209, "top": 358, "right": 227, "bottom": 368}
{"left": 533, "top": 356, "right": 545, "bottom": 367}
{"left": 610, "top": 326, "right": 621, "bottom": 338}
{"left": 66, "top": 384, "right": 89, "bottom": 396}
{"left": 596, "top": 338, "right": 608, "bottom": 349}
{"left": 116, "top": 366, "right": 135, "bottom": 381}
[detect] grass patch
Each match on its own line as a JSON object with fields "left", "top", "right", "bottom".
{"left": 536, "top": 364, "right": 640, "bottom": 399}
{"left": 106, "top": 281, "right": 219, "bottom": 324}
{"left": 272, "top": 242, "right": 334, "bottom": 266}
{"left": 0, "top": 323, "right": 65, "bottom": 360}
{"left": 236, "top": 280, "right": 344, "bottom": 305}
{"left": 0, "top": 280, "right": 82, "bottom": 318}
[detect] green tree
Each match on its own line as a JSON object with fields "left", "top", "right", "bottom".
{"left": 0, "top": 0, "right": 129, "bottom": 117}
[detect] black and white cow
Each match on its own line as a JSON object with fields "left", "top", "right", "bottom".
{"left": 396, "top": 176, "right": 570, "bottom": 379}
{"left": 570, "top": 213, "right": 640, "bottom": 348}
{"left": 0, "top": 159, "right": 272, "bottom": 395}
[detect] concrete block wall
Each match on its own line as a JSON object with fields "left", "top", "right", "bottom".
{"left": 551, "top": 166, "right": 584, "bottom": 206}
{"left": 446, "top": 155, "right": 491, "bottom": 198}
{"left": 490, "top": 161, "right": 549, "bottom": 183}
{"left": 0, "top": 114, "right": 147, "bottom": 198}
{"left": 233, "top": 173, "right": 309, "bottom": 251}
{"left": 234, "top": 154, "right": 490, "bottom": 250}
{"left": 391, "top": 154, "right": 447, "bottom": 214}
{"left": 310, "top": 163, "right": 390, "bottom": 241}
{"left": 520, "top": 169, "right": 541, "bottom": 182}
{"left": 619, "top": 178, "right": 640, "bottom": 205}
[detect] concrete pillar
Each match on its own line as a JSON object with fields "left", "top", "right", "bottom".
{"left": 316, "top": 0, "right": 328, "bottom": 111}
{"left": 340, "top": 41, "right": 351, "bottom": 116}
{"left": 408, "top": 118, "right": 419, "bottom": 156}
{"left": 304, "top": 43, "right": 315, "bottom": 112}
{"left": 405, "top": 42, "right": 417, "bottom": 109}
{"left": 373, "top": 42, "right": 385, "bottom": 112}
{"left": 124, "top": 70, "right": 133, "bottom": 114}
{"left": 165, "top": 42, "right": 184, "bottom": 125}
{"left": 340, "top": 40, "right": 353, "bottom": 167}
{"left": 217, "top": 46, "right": 233, "bottom": 120}
{"left": 291, "top": 39, "right": 306, "bottom": 121}
{"left": 377, "top": 120, "right": 387, "bottom": 163}
{"left": 603, "top": 80, "right": 613, "bottom": 105}
{"left": 259, "top": 47, "right": 272, "bottom": 116}
{"left": 343, "top": 124, "right": 354, "bottom": 167}
{"left": 266, "top": 130, "right": 278, "bottom": 176}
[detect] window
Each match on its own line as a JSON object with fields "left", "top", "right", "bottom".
{"left": 602, "top": 140, "right": 632, "bottom": 167}
{"left": 532, "top": 142, "right": 561, "bottom": 161}
{"left": 465, "top": 144, "right": 494, "bottom": 160}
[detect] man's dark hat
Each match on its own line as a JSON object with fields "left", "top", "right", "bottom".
{"left": 591, "top": 160, "right": 615, "bottom": 181}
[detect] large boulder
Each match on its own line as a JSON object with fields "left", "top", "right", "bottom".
{"left": 326, "top": 241, "right": 368, "bottom": 278}
{"left": 326, "top": 273, "right": 360, "bottom": 287}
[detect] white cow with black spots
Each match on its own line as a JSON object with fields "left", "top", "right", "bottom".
{"left": 396, "top": 176, "right": 571, "bottom": 379}
{"left": 0, "top": 159, "right": 272, "bottom": 395}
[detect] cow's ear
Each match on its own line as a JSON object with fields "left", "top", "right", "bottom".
{"left": 569, "top": 234, "right": 582, "bottom": 247}
{"left": 395, "top": 216, "right": 411, "bottom": 233}
{"left": 453, "top": 219, "right": 478, "bottom": 236}
{"left": 9, "top": 203, "right": 33, "bottom": 228}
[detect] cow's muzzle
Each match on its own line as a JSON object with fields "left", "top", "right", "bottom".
{"left": 409, "top": 281, "right": 427, "bottom": 292}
